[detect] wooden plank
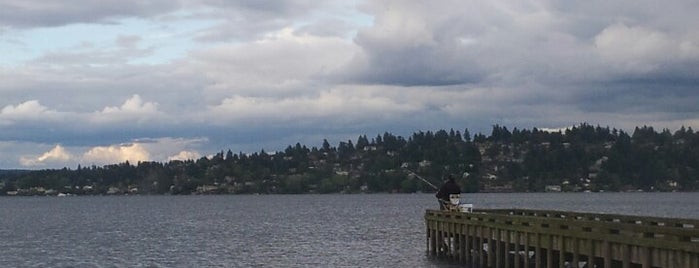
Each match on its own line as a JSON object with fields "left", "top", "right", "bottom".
{"left": 476, "top": 209, "right": 699, "bottom": 228}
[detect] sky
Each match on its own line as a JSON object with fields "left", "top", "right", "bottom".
{"left": 1, "top": 0, "right": 699, "bottom": 169}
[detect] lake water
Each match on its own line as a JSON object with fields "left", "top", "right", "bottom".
{"left": 1, "top": 193, "right": 698, "bottom": 267}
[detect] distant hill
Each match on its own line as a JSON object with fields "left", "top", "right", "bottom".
{"left": 1, "top": 123, "right": 698, "bottom": 195}
{"left": 0, "top": 169, "right": 31, "bottom": 177}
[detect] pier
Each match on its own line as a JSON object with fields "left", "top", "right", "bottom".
{"left": 425, "top": 209, "right": 699, "bottom": 267}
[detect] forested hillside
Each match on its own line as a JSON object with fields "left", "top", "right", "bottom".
{"left": 2, "top": 124, "right": 698, "bottom": 195}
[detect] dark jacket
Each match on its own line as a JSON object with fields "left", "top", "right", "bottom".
{"left": 435, "top": 180, "right": 461, "bottom": 201}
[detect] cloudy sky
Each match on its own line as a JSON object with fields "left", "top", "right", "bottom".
{"left": 1, "top": 0, "right": 698, "bottom": 169}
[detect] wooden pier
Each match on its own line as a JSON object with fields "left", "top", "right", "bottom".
{"left": 425, "top": 209, "right": 699, "bottom": 267}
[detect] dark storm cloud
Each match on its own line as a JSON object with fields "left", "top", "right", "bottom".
{"left": 190, "top": 0, "right": 342, "bottom": 42}
{"left": 0, "top": 0, "right": 325, "bottom": 37}
{"left": 0, "top": 1, "right": 181, "bottom": 28}
{"left": 339, "top": 0, "right": 699, "bottom": 127}
{"left": 197, "top": 0, "right": 319, "bottom": 16}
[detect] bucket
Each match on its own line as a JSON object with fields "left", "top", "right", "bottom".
{"left": 459, "top": 204, "right": 473, "bottom": 213}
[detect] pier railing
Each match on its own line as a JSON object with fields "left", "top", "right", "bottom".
{"left": 425, "top": 208, "right": 699, "bottom": 267}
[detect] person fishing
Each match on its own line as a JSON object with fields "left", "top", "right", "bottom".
{"left": 435, "top": 175, "right": 461, "bottom": 210}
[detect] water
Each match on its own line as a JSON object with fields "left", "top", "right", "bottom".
{"left": 1, "top": 193, "right": 698, "bottom": 267}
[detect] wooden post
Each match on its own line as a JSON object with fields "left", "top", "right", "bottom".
{"left": 435, "top": 222, "right": 444, "bottom": 257}
{"left": 433, "top": 222, "right": 439, "bottom": 256}
{"left": 661, "top": 248, "right": 667, "bottom": 267}
{"left": 487, "top": 228, "right": 497, "bottom": 267}
{"left": 642, "top": 247, "right": 651, "bottom": 268}
{"left": 536, "top": 233, "right": 542, "bottom": 268}
{"left": 479, "top": 226, "right": 485, "bottom": 268}
{"left": 448, "top": 222, "right": 454, "bottom": 259}
{"left": 559, "top": 235, "right": 565, "bottom": 268}
{"left": 505, "top": 229, "right": 511, "bottom": 268}
{"left": 514, "top": 231, "right": 521, "bottom": 268}
{"left": 524, "top": 232, "right": 530, "bottom": 268}
{"left": 587, "top": 238, "right": 594, "bottom": 268}
{"left": 432, "top": 220, "right": 437, "bottom": 257}
{"left": 670, "top": 249, "right": 678, "bottom": 268}
{"left": 495, "top": 228, "right": 503, "bottom": 268}
{"left": 464, "top": 224, "right": 471, "bottom": 263}
{"left": 547, "top": 235, "right": 553, "bottom": 268}
{"left": 603, "top": 241, "right": 611, "bottom": 268}
{"left": 572, "top": 237, "right": 579, "bottom": 268}
{"left": 473, "top": 224, "right": 479, "bottom": 268}
{"left": 459, "top": 224, "right": 465, "bottom": 263}
{"left": 682, "top": 251, "right": 690, "bottom": 268}
{"left": 426, "top": 221, "right": 431, "bottom": 255}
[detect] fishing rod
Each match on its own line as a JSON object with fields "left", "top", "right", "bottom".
{"left": 403, "top": 168, "right": 439, "bottom": 190}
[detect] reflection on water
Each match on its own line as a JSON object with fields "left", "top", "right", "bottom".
{"left": 1, "top": 193, "right": 697, "bottom": 267}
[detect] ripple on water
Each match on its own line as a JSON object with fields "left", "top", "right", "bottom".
{"left": 2, "top": 193, "right": 698, "bottom": 267}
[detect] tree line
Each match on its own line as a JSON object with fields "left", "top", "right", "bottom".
{"left": 1, "top": 123, "right": 698, "bottom": 195}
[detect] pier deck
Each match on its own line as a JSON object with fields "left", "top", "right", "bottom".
{"left": 425, "top": 209, "right": 699, "bottom": 267}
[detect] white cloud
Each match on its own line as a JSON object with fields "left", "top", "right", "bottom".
{"left": 168, "top": 150, "right": 201, "bottom": 161}
{"left": 1, "top": 100, "right": 47, "bottom": 115}
{"left": 101, "top": 94, "right": 157, "bottom": 113}
{"left": 205, "top": 86, "right": 421, "bottom": 124}
{"left": 82, "top": 143, "right": 151, "bottom": 165}
{"left": 90, "top": 94, "right": 162, "bottom": 124}
{"left": 188, "top": 27, "right": 358, "bottom": 97}
{"left": 138, "top": 137, "right": 207, "bottom": 162}
{"left": 19, "top": 144, "right": 73, "bottom": 167}
{"left": 0, "top": 100, "right": 62, "bottom": 124}
{"left": 3, "top": 137, "right": 210, "bottom": 168}
{"left": 594, "top": 24, "right": 677, "bottom": 73}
